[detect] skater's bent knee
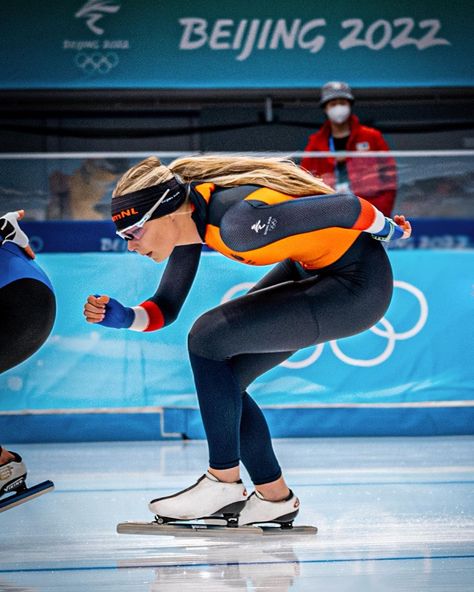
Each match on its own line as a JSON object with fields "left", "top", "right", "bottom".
{"left": 188, "top": 308, "right": 230, "bottom": 360}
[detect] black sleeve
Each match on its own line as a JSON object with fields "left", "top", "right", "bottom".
{"left": 146, "top": 243, "right": 202, "bottom": 326}
{"left": 219, "top": 193, "right": 363, "bottom": 252}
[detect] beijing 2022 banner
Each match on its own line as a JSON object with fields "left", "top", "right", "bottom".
{"left": 0, "top": 0, "right": 472, "bottom": 89}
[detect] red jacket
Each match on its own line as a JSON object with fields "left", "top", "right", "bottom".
{"left": 301, "top": 115, "right": 397, "bottom": 216}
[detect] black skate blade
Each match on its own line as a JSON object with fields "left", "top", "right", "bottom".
{"left": 116, "top": 521, "right": 263, "bottom": 537}
{"left": 0, "top": 480, "right": 54, "bottom": 513}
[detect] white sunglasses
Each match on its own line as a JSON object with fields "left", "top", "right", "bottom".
{"left": 115, "top": 189, "right": 170, "bottom": 240}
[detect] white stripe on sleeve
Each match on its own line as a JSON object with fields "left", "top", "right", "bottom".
{"left": 129, "top": 306, "right": 150, "bottom": 332}
{"left": 364, "top": 207, "right": 386, "bottom": 233}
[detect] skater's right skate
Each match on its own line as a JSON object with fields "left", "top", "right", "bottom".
{"left": 0, "top": 450, "right": 54, "bottom": 513}
{"left": 238, "top": 489, "right": 300, "bottom": 527}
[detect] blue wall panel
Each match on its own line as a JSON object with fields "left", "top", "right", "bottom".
{"left": 0, "top": 249, "right": 472, "bottom": 440}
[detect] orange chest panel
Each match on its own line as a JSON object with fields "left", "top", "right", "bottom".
{"left": 196, "top": 182, "right": 361, "bottom": 269}
{"left": 204, "top": 224, "right": 360, "bottom": 269}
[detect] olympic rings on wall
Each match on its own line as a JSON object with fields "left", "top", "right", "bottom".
{"left": 74, "top": 52, "right": 119, "bottom": 74}
{"left": 221, "top": 280, "right": 428, "bottom": 368}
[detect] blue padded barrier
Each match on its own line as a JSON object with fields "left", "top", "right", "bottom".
{"left": 1, "top": 249, "right": 473, "bottom": 441}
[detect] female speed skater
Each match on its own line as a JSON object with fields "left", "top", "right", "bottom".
{"left": 0, "top": 210, "right": 56, "bottom": 512}
{"left": 83, "top": 155, "right": 411, "bottom": 529}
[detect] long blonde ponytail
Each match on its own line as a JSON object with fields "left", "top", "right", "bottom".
{"left": 169, "top": 154, "right": 334, "bottom": 196}
{"left": 113, "top": 154, "right": 334, "bottom": 198}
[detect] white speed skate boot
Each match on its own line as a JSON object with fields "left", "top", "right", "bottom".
{"left": 238, "top": 489, "right": 300, "bottom": 528}
{"left": 0, "top": 452, "right": 27, "bottom": 497}
{"left": 149, "top": 472, "right": 248, "bottom": 526}
{"left": 0, "top": 451, "right": 54, "bottom": 513}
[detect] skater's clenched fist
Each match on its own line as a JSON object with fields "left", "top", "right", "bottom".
{"left": 83, "top": 294, "right": 109, "bottom": 323}
{"left": 83, "top": 294, "right": 135, "bottom": 329}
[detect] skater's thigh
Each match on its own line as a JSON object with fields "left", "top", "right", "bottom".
{"left": 222, "top": 261, "right": 305, "bottom": 387}
{"left": 230, "top": 267, "right": 390, "bottom": 389}
{"left": 188, "top": 259, "right": 391, "bottom": 364}
{"left": 302, "top": 267, "right": 392, "bottom": 343}
{"left": 188, "top": 277, "right": 319, "bottom": 361}
{"left": 0, "top": 278, "right": 56, "bottom": 373}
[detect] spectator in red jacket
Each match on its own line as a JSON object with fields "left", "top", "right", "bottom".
{"left": 301, "top": 81, "right": 397, "bottom": 216}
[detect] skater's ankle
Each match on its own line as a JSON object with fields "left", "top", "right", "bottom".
{"left": 256, "top": 488, "right": 291, "bottom": 502}
{"left": 208, "top": 467, "right": 240, "bottom": 483}
{"left": 255, "top": 476, "right": 291, "bottom": 502}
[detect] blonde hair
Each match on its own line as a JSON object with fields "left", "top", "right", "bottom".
{"left": 113, "top": 154, "right": 334, "bottom": 198}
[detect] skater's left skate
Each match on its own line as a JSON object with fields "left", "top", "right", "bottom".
{"left": 118, "top": 471, "right": 258, "bottom": 537}
{"left": 0, "top": 451, "right": 54, "bottom": 513}
{"left": 150, "top": 471, "right": 248, "bottom": 524}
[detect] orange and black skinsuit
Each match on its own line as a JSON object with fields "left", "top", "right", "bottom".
{"left": 140, "top": 183, "right": 394, "bottom": 485}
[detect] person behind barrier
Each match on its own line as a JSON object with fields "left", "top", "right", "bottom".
{"left": 0, "top": 211, "right": 56, "bottom": 509}
{"left": 301, "top": 81, "right": 397, "bottom": 216}
{"left": 83, "top": 155, "right": 411, "bottom": 527}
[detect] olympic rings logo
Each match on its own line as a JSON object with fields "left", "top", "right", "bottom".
{"left": 74, "top": 52, "right": 119, "bottom": 74}
{"left": 221, "top": 280, "right": 428, "bottom": 368}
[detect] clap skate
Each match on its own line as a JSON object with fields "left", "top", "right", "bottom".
{"left": 117, "top": 473, "right": 317, "bottom": 537}
{"left": 117, "top": 471, "right": 260, "bottom": 537}
{"left": 236, "top": 489, "right": 317, "bottom": 535}
{"left": 0, "top": 452, "right": 54, "bottom": 513}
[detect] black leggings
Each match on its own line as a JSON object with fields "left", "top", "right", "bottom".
{"left": 0, "top": 279, "right": 56, "bottom": 374}
{"left": 187, "top": 235, "right": 393, "bottom": 484}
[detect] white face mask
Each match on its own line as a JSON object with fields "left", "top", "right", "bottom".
{"left": 326, "top": 104, "right": 351, "bottom": 124}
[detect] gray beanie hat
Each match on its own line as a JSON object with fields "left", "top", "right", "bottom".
{"left": 319, "top": 81, "right": 354, "bottom": 107}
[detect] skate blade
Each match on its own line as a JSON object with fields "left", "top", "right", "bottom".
{"left": 259, "top": 525, "right": 318, "bottom": 536}
{"left": 116, "top": 521, "right": 318, "bottom": 537}
{"left": 201, "top": 523, "right": 318, "bottom": 536}
{"left": 203, "top": 517, "right": 317, "bottom": 535}
{"left": 0, "top": 480, "right": 54, "bottom": 513}
{"left": 116, "top": 521, "right": 263, "bottom": 537}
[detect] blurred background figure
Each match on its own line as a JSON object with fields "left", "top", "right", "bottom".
{"left": 301, "top": 81, "right": 398, "bottom": 216}
{"left": 48, "top": 158, "right": 130, "bottom": 220}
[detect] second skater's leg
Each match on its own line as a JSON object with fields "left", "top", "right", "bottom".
{"left": 0, "top": 446, "right": 54, "bottom": 513}
{"left": 0, "top": 447, "right": 27, "bottom": 497}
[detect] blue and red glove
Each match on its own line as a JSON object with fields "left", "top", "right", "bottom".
{"left": 370, "top": 217, "right": 404, "bottom": 242}
{"left": 94, "top": 295, "right": 135, "bottom": 329}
